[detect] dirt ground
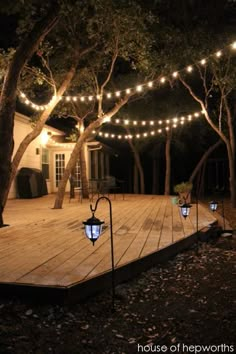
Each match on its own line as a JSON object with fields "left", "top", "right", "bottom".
{"left": 0, "top": 201, "right": 235, "bottom": 354}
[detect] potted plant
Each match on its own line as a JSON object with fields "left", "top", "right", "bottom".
{"left": 174, "top": 181, "right": 193, "bottom": 204}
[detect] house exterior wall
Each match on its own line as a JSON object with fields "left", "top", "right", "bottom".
{"left": 9, "top": 113, "right": 43, "bottom": 199}
{"left": 9, "top": 112, "right": 109, "bottom": 199}
{"left": 9, "top": 112, "right": 65, "bottom": 199}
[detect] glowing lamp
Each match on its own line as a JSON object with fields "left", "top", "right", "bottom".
{"left": 180, "top": 203, "right": 192, "bottom": 218}
{"left": 209, "top": 201, "right": 218, "bottom": 212}
{"left": 83, "top": 214, "right": 104, "bottom": 245}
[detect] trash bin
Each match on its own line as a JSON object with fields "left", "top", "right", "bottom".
{"left": 17, "top": 168, "right": 48, "bottom": 198}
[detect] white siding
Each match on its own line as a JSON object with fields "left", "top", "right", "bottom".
{"left": 9, "top": 113, "right": 52, "bottom": 199}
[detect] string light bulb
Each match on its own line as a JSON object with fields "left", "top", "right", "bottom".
{"left": 187, "top": 66, "right": 193, "bottom": 72}
{"left": 231, "top": 41, "right": 236, "bottom": 49}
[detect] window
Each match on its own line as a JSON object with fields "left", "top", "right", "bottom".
{"left": 72, "top": 160, "right": 81, "bottom": 188}
{"left": 55, "top": 153, "right": 65, "bottom": 187}
{"left": 41, "top": 148, "right": 49, "bottom": 179}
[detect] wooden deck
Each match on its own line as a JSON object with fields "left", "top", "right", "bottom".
{"left": 0, "top": 194, "right": 217, "bottom": 302}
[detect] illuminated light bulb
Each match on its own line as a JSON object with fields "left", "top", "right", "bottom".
{"left": 118, "top": 135, "right": 122, "bottom": 139}
{"left": 200, "top": 59, "right": 206, "bottom": 65}
{"left": 158, "top": 129, "right": 162, "bottom": 133}
{"left": 20, "top": 92, "right": 26, "bottom": 98}
{"left": 187, "top": 66, "right": 193, "bottom": 72}
{"left": 125, "top": 135, "right": 128, "bottom": 139}
{"left": 216, "top": 51, "right": 222, "bottom": 57}
{"left": 40, "top": 106, "right": 45, "bottom": 111}
{"left": 124, "top": 119, "right": 129, "bottom": 125}
{"left": 150, "top": 121, "right": 154, "bottom": 125}
{"left": 166, "top": 119, "right": 170, "bottom": 124}
{"left": 160, "top": 77, "right": 166, "bottom": 83}
{"left": 99, "top": 132, "right": 103, "bottom": 136}
{"left": 36, "top": 106, "right": 40, "bottom": 111}
{"left": 126, "top": 88, "right": 131, "bottom": 94}
{"left": 104, "top": 133, "right": 109, "bottom": 138}
{"left": 231, "top": 41, "right": 236, "bottom": 49}
{"left": 88, "top": 96, "right": 93, "bottom": 101}
{"left": 194, "top": 112, "right": 199, "bottom": 117}
{"left": 115, "top": 119, "right": 120, "bottom": 123}
{"left": 158, "top": 120, "right": 162, "bottom": 124}
{"left": 136, "top": 134, "right": 140, "bottom": 138}
{"left": 103, "top": 116, "right": 111, "bottom": 123}
{"left": 201, "top": 109, "right": 206, "bottom": 114}
{"left": 31, "top": 104, "right": 36, "bottom": 108}
{"left": 143, "top": 133, "right": 147, "bottom": 137}
{"left": 129, "top": 135, "right": 133, "bottom": 139}
{"left": 73, "top": 97, "right": 77, "bottom": 101}
{"left": 147, "top": 81, "right": 153, "bottom": 87}
{"left": 58, "top": 96, "right": 62, "bottom": 100}
{"left": 133, "top": 121, "right": 137, "bottom": 125}
{"left": 181, "top": 116, "right": 185, "bottom": 120}
{"left": 188, "top": 115, "right": 192, "bottom": 119}
{"left": 173, "top": 118, "right": 178, "bottom": 123}
{"left": 66, "top": 96, "right": 71, "bottom": 101}
{"left": 96, "top": 95, "right": 101, "bottom": 100}
{"left": 25, "top": 99, "right": 30, "bottom": 105}
{"left": 151, "top": 131, "right": 155, "bottom": 135}
{"left": 136, "top": 85, "right": 143, "bottom": 92}
{"left": 111, "top": 134, "right": 115, "bottom": 138}
{"left": 181, "top": 121, "right": 184, "bottom": 125}
{"left": 80, "top": 97, "right": 85, "bottom": 101}
{"left": 173, "top": 124, "right": 177, "bottom": 128}
{"left": 142, "top": 121, "right": 146, "bottom": 125}
{"left": 92, "top": 130, "right": 96, "bottom": 134}
{"left": 107, "top": 93, "right": 112, "bottom": 98}
{"left": 166, "top": 126, "right": 170, "bottom": 131}
{"left": 172, "top": 71, "right": 178, "bottom": 78}
{"left": 115, "top": 91, "right": 121, "bottom": 97}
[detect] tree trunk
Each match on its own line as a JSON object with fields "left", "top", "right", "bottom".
{"left": 152, "top": 158, "right": 158, "bottom": 194}
{"left": 53, "top": 95, "right": 130, "bottom": 209}
{"left": 164, "top": 129, "right": 171, "bottom": 195}
{"left": 133, "top": 164, "right": 139, "bottom": 194}
{"left": 189, "top": 140, "right": 222, "bottom": 183}
{"left": 0, "top": 3, "right": 59, "bottom": 226}
{"left": 128, "top": 139, "right": 145, "bottom": 194}
{"left": 225, "top": 141, "right": 236, "bottom": 207}
{"left": 80, "top": 144, "right": 89, "bottom": 198}
{"left": 53, "top": 117, "right": 105, "bottom": 208}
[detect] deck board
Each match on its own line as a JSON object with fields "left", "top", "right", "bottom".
{"left": 0, "top": 194, "right": 216, "bottom": 290}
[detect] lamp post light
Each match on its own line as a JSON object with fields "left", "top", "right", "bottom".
{"left": 83, "top": 196, "right": 115, "bottom": 311}
{"left": 209, "top": 199, "right": 228, "bottom": 234}
{"left": 209, "top": 200, "right": 218, "bottom": 213}
{"left": 180, "top": 202, "right": 192, "bottom": 219}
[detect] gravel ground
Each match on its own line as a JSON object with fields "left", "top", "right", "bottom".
{"left": 0, "top": 203, "right": 235, "bottom": 354}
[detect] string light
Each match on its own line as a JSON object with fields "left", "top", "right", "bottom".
{"left": 109, "top": 110, "right": 203, "bottom": 126}
{"left": 93, "top": 109, "right": 202, "bottom": 140}
{"left": 19, "top": 40, "right": 236, "bottom": 110}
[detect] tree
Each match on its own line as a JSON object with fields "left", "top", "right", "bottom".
{"left": 0, "top": 1, "right": 60, "bottom": 226}
{"left": 52, "top": 0, "right": 157, "bottom": 208}
{"left": 179, "top": 50, "right": 236, "bottom": 207}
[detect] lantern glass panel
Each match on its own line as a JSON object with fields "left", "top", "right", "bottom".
{"left": 85, "top": 224, "right": 102, "bottom": 241}
{"left": 209, "top": 201, "right": 218, "bottom": 212}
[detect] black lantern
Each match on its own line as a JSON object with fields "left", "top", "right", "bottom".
{"left": 83, "top": 196, "right": 115, "bottom": 311}
{"left": 83, "top": 214, "right": 104, "bottom": 245}
{"left": 180, "top": 203, "right": 192, "bottom": 218}
{"left": 209, "top": 200, "right": 218, "bottom": 212}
